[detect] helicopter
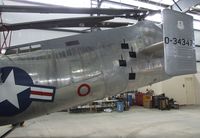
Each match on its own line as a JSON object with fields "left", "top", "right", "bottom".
{"left": 0, "top": 5, "right": 196, "bottom": 128}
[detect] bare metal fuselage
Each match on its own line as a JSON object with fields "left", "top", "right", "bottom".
{"left": 0, "top": 21, "right": 168, "bottom": 125}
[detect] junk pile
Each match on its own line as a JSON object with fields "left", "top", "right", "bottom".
{"left": 135, "top": 89, "right": 179, "bottom": 110}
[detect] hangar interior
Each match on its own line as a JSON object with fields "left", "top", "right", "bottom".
{"left": 0, "top": 0, "right": 200, "bottom": 138}
{"left": 1, "top": 0, "right": 200, "bottom": 105}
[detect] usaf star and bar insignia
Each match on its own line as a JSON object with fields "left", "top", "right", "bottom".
{"left": 0, "top": 67, "right": 56, "bottom": 116}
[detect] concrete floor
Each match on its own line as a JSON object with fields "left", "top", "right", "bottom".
{"left": 1, "top": 106, "right": 200, "bottom": 138}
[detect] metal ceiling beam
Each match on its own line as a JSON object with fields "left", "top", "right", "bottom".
{"left": 136, "top": 0, "right": 169, "bottom": 7}
{"left": 171, "top": 0, "right": 200, "bottom": 12}
{"left": 102, "top": 0, "right": 167, "bottom": 9}
{"left": 102, "top": 0, "right": 138, "bottom": 9}
{"left": 190, "top": 7, "right": 200, "bottom": 15}
{"left": 6, "top": 0, "right": 60, "bottom": 7}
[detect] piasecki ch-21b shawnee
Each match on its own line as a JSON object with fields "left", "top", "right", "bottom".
{"left": 0, "top": 8, "right": 196, "bottom": 127}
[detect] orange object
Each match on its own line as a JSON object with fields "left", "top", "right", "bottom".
{"left": 143, "top": 95, "right": 152, "bottom": 102}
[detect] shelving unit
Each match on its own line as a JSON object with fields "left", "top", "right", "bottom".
{"left": 69, "top": 99, "right": 118, "bottom": 113}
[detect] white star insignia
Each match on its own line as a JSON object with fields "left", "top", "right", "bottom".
{"left": 0, "top": 70, "right": 29, "bottom": 109}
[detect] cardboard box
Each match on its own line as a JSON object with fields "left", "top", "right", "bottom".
{"left": 143, "top": 100, "right": 152, "bottom": 108}
{"left": 143, "top": 95, "right": 152, "bottom": 102}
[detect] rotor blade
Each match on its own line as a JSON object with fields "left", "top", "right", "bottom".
{"left": 0, "top": 16, "right": 117, "bottom": 31}
{"left": 0, "top": 5, "right": 151, "bottom": 16}
{"left": 37, "top": 22, "right": 131, "bottom": 33}
{"left": 41, "top": 21, "right": 132, "bottom": 33}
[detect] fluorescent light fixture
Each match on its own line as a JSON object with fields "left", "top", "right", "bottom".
{"left": 110, "top": 0, "right": 165, "bottom": 10}
{"left": 27, "top": 0, "right": 91, "bottom": 8}
{"left": 145, "top": 13, "right": 162, "bottom": 22}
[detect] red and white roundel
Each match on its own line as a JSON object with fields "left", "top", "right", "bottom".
{"left": 77, "top": 83, "right": 91, "bottom": 96}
